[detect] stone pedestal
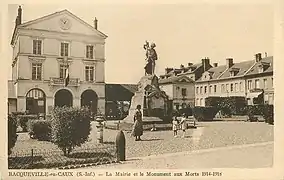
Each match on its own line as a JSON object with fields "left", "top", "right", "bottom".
{"left": 123, "top": 75, "right": 169, "bottom": 123}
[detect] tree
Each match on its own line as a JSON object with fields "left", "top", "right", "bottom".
{"left": 50, "top": 106, "right": 91, "bottom": 156}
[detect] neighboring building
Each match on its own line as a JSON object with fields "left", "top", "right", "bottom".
{"left": 8, "top": 6, "right": 107, "bottom": 115}
{"left": 159, "top": 58, "right": 211, "bottom": 110}
{"left": 195, "top": 53, "right": 273, "bottom": 106}
{"left": 105, "top": 84, "right": 138, "bottom": 119}
{"left": 244, "top": 54, "right": 273, "bottom": 105}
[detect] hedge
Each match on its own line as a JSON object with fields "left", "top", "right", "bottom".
{"left": 28, "top": 120, "right": 52, "bottom": 141}
{"left": 50, "top": 106, "right": 92, "bottom": 156}
{"left": 17, "top": 115, "right": 38, "bottom": 132}
{"left": 193, "top": 106, "right": 218, "bottom": 121}
{"left": 205, "top": 96, "right": 247, "bottom": 117}
{"left": 8, "top": 114, "right": 18, "bottom": 155}
{"left": 246, "top": 105, "right": 274, "bottom": 124}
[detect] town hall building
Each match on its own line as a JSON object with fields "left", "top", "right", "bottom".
{"left": 8, "top": 6, "right": 108, "bottom": 115}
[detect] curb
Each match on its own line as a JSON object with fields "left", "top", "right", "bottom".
{"left": 56, "top": 160, "right": 118, "bottom": 169}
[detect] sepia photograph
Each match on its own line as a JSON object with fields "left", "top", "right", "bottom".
{"left": 2, "top": 0, "right": 283, "bottom": 179}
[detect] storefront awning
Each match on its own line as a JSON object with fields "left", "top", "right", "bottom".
{"left": 248, "top": 91, "right": 262, "bottom": 98}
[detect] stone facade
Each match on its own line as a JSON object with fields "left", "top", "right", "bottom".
{"left": 9, "top": 7, "right": 107, "bottom": 115}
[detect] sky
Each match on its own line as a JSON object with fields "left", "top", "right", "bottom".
{"left": 7, "top": 2, "right": 273, "bottom": 84}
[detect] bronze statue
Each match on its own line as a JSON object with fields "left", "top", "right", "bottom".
{"left": 144, "top": 41, "right": 158, "bottom": 75}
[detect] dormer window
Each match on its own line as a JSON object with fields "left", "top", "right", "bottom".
{"left": 258, "top": 66, "right": 264, "bottom": 73}
{"left": 258, "top": 62, "right": 270, "bottom": 73}
{"left": 229, "top": 68, "right": 239, "bottom": 77}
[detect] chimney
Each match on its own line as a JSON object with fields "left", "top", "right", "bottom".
{"left": 226, "top": 58, "right": 233, "bottom": 68}
{"left": 255, "top": 53, "right": 262, "bottom": 62}
{"left": 180, "top": 64, "right": 184, "bottom": 69}
{"left": 188, "top": 62, "right": 193, "bottom": 66}
{"left": 202, "top": 57, "right": 210, "bottom": 71}
{"left": 213, "top": 63, "right": 218, "bottom": 67}
{"left": 94, "top": 17, "right": 98, "bottom": 30}
{"left": 265, "top": 52, "right": 268, "bottom": 57}
{"left": 18, "top": 6, "right": 22, "bottom": 25}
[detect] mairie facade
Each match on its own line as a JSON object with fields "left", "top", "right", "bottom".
{"left": 8, "top": 6, "right": 107, "bottom": 115}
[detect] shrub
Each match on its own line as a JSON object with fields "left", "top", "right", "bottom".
{"left": 8, "top": 114, "right": 18, "bottom": 155}
{"left": 17, "top": 115, "right": 38, "bottom": 132}
{"left": 28, "top": 120, "right": 52, "bottom": 141}
{"left": 262, "top": 105, "right": 274, "bottom": 125}
{"left": 205, "top": 96, "right": 247, "bottom": 117}
{"left": 193, "top": 106, "right": 218, "bottom": 121}
{"left": 50, "top": 106, "right": 91, "bottom": 156}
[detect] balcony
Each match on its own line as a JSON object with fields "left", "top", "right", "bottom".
{"left": 49, "top": 77, "right": 80, "bottom": 87}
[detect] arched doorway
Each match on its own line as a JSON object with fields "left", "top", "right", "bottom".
{"left": 54, "top": 89, "right": 73, "bottom": 107}
{"left": 81, "top": 90, "right": 98, "bottom": 114}
{"left": 26, "top": 88, "right": 46, "bottom": 114}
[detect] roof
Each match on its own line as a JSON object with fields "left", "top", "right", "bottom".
{"left": 207, "top": 65, "right": 227, "bottom": 80}
{"left": 196, "top": 56, "right": 273, "bottom": 82}
{"left": 245, "top": 56, "right": 273, "bottom": 76}
{"left": 105, "top": 84, "right": 138, "bottom": 101}
{"left": 11, "top": 9, "right": 108, "bottom": 45}
{"left": 218, "top": 60, "right": 255, "bottom": 79}
{"left": 159, "top": 75, "right": 194, "bottom": 84}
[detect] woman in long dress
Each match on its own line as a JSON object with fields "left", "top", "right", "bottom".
{"left": 131, "top": 105, "right": 143, "bottom": 141}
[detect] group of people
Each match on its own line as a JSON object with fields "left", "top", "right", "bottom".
{"left": 172, "top": 113, "right": 187, "bottom": 138}
{"left": 130, "top": 105, "right": 188, "bottom": 141}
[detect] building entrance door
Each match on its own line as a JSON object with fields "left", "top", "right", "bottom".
{"left": 54, "top": 89, "right": 73, "bottom": 107}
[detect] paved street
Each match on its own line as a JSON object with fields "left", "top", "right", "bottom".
{"left": 97, "top": 121, "right": 273, "bottom": 158}
{"left": 85, "top": 141, "right": 273, "bottom": 169}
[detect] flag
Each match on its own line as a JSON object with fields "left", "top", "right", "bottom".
{"left": 64, "top": 65, "right": 69, "bottom": 87}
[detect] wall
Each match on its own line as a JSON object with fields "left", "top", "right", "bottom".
{"left": 195, "top": 78, "right": 246, "bottom": 106}
{"left": 159, "top": 84, "right": 173, "bottom": 100}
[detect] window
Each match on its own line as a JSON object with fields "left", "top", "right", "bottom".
{"left": 200, "top": 87, "right": 203, "bottom": 94}
{"left": 226, "top": 84, "right": 229, "bottom": 92}
{"left": 32, "top": 63, "right": 42, "bottom": 80}
{"left": 33, "top": 40, "right": 42, "bottom": 55}
{"left": 200, "top": 98, "right": 203, "bottom": 106}
{"left": 60, "top": 42, "right": 69, "bottom": 56}
{"left": 59, "top": 65, "right": 68, "bottom": 78}
{"left": 258, "top": 67, "right": 263, "bottom": 73}
{"left": 230, "top": 71, "right": 236, "bottom": 77}
{"left": 209, "top": 85, "right": 212, "bottom": 94}
{"left": 214, "top": 85, "right": 217, "bottom": 93}
{"left": 240, "top": 82, "right": 243, "bottom": 92}
{"left": 263, "top": 79, "right": 267, "bottom": 89}
{"left": 255, "top": 79, "right": 260, "bottom": 89}
{"left": 85, "top": 66, "right": 94, "bottom": 81}
{"left": 230, "top": 83, "right": 234, "bottom": 92}
{"left": 221, "top": 84, "right": 225, "bottom": 93}
{"left": 204, "top": 86, "right": 207, "bottom": 94}
{"left": 196, "top": 99, "right": 199, "bottom": 106}
{"left": 248, "top": 80, "right": 252, "bottom": 90}
{"left": 86, "top": 45, "right": 94, "bottom": 59}
{"left": 235, "top": 83, "right": 239, "bottom": 92}
{"left": 181, "top": 88, "right": 187, "bottom": 96}
{"left": 196, "top": 87, "right": 199, "bottom": 94}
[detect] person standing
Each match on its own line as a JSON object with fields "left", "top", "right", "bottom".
{"left": 179, "top": 113, "right": 187, "bottom": 138}
{"left": 131, "top": 105, "right": 143, "bottom": 141}
{"left": 172, "top": 116, "right": 179, "bottom": 137}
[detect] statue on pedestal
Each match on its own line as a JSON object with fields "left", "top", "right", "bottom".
{"left": 143, "top": 41, "right": 158, "bottom": 75}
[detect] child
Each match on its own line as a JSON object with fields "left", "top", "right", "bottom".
{"left": 179, "top": 113, "right": 187, "bottom": 138}
{"left": 172, "top": 116, "right": 179, "bottom": 137}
